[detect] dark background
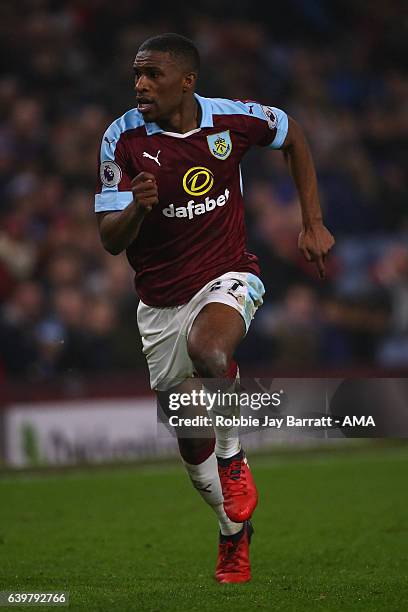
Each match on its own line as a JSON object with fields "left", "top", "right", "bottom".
{"left": 0, "top": 0, "right": 407, "bottom": 387}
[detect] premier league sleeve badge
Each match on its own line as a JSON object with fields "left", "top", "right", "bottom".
{"left": 100, "top": 160, "right": 122, "bottom": 187}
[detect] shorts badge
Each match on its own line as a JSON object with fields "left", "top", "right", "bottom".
{"left": 207, "top": 130, "right": 232, "bottom": 160}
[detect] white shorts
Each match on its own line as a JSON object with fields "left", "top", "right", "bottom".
{"left": 137, "top": 271, "right": 265, "bottom": 391}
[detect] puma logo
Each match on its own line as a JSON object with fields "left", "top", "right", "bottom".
{"left": 143, "top": 150, "right": 161, "bottom": 166}
{"left": 104, "top": 136, "right": 114, "bottom": 150}
{"left": 191, "top": 479, "right": 212, "bottom": 493}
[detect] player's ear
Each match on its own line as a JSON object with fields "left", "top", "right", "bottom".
{"left": 183, "top": 72, "right": 197, "bottom": 92}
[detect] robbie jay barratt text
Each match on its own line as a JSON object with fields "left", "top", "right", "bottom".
{"left": 167, "top": 415, "right": 376, "bottom": 428}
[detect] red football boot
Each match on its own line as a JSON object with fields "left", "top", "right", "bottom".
{"left": 215, "top": 521, "right": 254, "bottom": 583}
{"left": 217, "top": 448, "right": 258, "bottom": 522}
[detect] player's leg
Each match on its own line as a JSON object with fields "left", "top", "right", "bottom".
{"left": 158, "top": 379, "right": 252, "bottom": 583}
{"left": 187, "top": 302, "right": 258, "bottom": 523}
{"left": 157, "top": 379, "right": 244, "bottom": 539}
{"left": 137, "top": 300, "right": 244, "bottom": 549}
{"left": 187, "top": 302, "right": 243, "bottom": 457}
{"left": 187, "top": 302, "right": 245, "bottom": 379}
{"left": 187, "top": 301, "right": 257, "bottom": 582}
{"left": 137, "top": 273, "right": 263, "bottom": 583}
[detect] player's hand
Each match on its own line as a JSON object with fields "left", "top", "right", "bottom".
{"left": 131, "top": 172, "right": 159, "bottom": 213}
{"left": 298, "top": 223, "right": 335, "bottom": 279}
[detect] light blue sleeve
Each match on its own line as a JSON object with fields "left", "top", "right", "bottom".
{"left": 240, "top": 102, "right": 288, "bottom": 148}
{"left": 267, "top": 107, "right": 288, "bottom": 148}
{"left": 206, "top": 97, "right": 288, "bottom": 149}
{"left": 95, "top": 109, "right": 143, "bottom": 212}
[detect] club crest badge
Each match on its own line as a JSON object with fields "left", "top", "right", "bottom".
{"left": 207, "top": 130, "right": 232, "bottom": 160}
{"left": 100, "top": 160, "right": 122, "bottom": 187}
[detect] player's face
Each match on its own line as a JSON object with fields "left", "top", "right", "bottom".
{"left": 133, "top": 51, "right": 193, "bottom": 123}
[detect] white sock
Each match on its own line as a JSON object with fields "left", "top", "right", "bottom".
{"left": 183, "top": 452, "right": 243, "bottom": 536}
{"left": 213, "top": 503, "right": 243, "bottom": 536}
{"left": 208, "top": 371, "right": 241, "bottom": 459}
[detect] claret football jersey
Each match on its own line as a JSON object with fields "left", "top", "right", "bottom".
{"left": 95, "top": 94, "right": 288, "bottom": 306}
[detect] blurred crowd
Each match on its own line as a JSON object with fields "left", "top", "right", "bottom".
{"left": 0, "top": 0, "right": 407, "bottom": 384}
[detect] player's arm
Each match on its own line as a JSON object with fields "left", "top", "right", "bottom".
{"left": 97, "top": 172, "right": 158, "bottom": 255}
{"left": 281, "top": 116, "right": 335, "bottom": 278}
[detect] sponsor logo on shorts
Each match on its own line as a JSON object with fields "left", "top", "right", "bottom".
{"left": 182, "top": 166, "right": 214, "bottom": 196}
{"left": 162, "top": 188, "right": 230, "bottom": 220}
{"left": 100, "top": 160, "right": 122, "bottom": 187}
{"left": 206, "top": 130, "right": 232, "bottom": 160}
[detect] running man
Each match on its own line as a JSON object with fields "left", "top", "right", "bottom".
{"left": 95, "top": 33, "right": 334, "bottom": 583}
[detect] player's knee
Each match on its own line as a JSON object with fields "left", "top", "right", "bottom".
{"left": 178, "top": 437, "right": 215, "bottom": 464}
{"left": 188, "top": 342, "right": 229, "bottom": 379}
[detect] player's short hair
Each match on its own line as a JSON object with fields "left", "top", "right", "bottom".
{"left": 138, "top": 33, "right": 200, "bottom": 74}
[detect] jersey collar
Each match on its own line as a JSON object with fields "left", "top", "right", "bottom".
{"left": 144, "top": 93, "right": 213, "bottom": 136}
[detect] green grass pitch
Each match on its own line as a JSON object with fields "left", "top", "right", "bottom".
{"left": 0, "top": 444, "right": 407, "bottom": 611}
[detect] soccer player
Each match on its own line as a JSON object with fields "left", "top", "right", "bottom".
{"left": 95, "top": 33, "right": 334, "bottom": 583}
